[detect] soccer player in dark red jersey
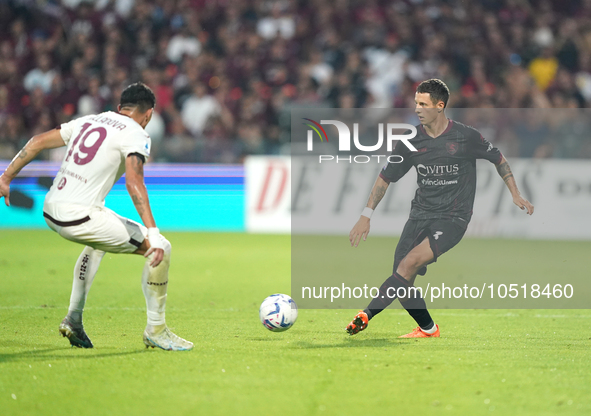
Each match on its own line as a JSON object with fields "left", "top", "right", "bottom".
{"left": 346, "top": 79, "right": 534, "bottom": 338}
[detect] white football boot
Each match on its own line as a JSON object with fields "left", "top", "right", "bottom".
{"left": 143, "top": 326, "right": 194, "bottom": 351}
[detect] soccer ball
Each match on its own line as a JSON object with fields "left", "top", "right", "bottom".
{"left": 259, "top": 294, "right": 298, "bottom": 332}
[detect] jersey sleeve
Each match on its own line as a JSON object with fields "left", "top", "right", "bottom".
{"left": 58, "top": 118, "right": 79, "bottom": 145}
{"left": 467, "top": 127, "right": 503, "bottom": 164}
{"left": 120, "top": 130, "right": 151, "bottom": 161}
{"left": 379, "top": 140, "right": 413, "bottom": 183}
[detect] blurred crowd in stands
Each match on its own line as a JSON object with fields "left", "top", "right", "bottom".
{"left": 1, "top": 0, "right": 591, "bottom": 162}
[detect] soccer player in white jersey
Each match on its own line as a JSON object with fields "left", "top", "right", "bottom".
{"left": 0, "top": 83, "right": 193, "bottom": 351}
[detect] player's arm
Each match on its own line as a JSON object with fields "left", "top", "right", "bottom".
{"left": 0, "top": 129, "right": 65, "bottom": 206}
{"left": 468, "top": 128, "right": 534, "bottom": 216}
{"left": 349, "top": 175, "right": 390, "bottom": 247}
{"left": 495, "top": 155, "right": 534, "bottom": 215}
{"left": 125, "top": 153, "right": 164, "bottom": 266}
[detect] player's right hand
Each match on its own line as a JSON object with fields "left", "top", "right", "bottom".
{"left": 0, "top": 174, "right": 10, "bottom": 206}
{"left": 349, "top": 216, "right": 370, "bottom": 247}
{"left": 145, "top": 247, "right": 164, "bottom": 267}
{"left": 145, "top": 227, "right": 165, "bottom": 267}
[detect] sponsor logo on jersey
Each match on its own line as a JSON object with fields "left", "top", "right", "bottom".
{"left": 433, "top": 231, "right": 443, "bottom": 240}
{"left": 421, "top": 178, "right": 459, "bottom": 186}
{"left": 416, "top": 163, "right": 459, "bottom": 177}
{"left": 58, "top": 167, "right": 88, "bottom": 183}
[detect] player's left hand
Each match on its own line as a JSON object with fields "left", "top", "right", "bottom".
{"left": 513, "top": 195, "right": 534, "bottom": 215}
{"left": 0, "top": 174, "right": 10, "bottom": 206}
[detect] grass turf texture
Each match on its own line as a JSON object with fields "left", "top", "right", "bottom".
{"left": 0, "top": 230, "right": 589, "bottom": 416}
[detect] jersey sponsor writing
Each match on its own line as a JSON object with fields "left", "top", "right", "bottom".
{"left": 380, "top": 119, "right": 501, "bottom": 221}
{"left": 421, "top": 178, "right": 459, "bottom": 186}
{"left": 416, "top": 163, "right": 459, "bottom": 176}
{"left": 58, "top": 167, "right": 88, "bottom": 184}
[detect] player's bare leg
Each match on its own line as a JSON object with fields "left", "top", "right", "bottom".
{"left": 59, "top": 246, "right": 105, "bottom": 348}
{"left": 396, "top": 237, "right": 433, "bottom": 285}
{"left": 134, "top": 237, "right": 193, "bottom": 351}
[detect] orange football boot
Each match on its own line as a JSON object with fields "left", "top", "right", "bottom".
{"left": 399, "top": 324, "right": 440, "bottom": 338}
{"left": 346, "top": 311, "right": 369, "bottom": 335}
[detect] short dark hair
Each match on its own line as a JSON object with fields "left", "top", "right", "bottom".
{"left": 416, "top": 79, "right": 450, "bottom": 108}
{"left": 119, "top": 82, "right": 156, "bottom": 113}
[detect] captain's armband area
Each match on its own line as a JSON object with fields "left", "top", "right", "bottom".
{"left": 128, "top": 152, "right": 146, "bottom": 164}
{"left": 127, "top": 153, "right": 146, "bottom": 176}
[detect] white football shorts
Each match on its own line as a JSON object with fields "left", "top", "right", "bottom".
{"left": 43, "top": 203, "right": 146, "bottom": 254}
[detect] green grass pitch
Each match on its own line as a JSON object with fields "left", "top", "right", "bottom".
{"left": 0, "top": 230, "right": 589, "bottom": 415}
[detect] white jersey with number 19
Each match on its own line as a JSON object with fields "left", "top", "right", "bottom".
{"left": 45, "top": 111, "right": 151, "bottom": 210}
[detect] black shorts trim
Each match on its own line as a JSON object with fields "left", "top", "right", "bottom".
{"left": 129, "top": 238, "right": 142, "bottom": 248}
{"left": 43, "top": 212, "right": 91, "bottom": 227}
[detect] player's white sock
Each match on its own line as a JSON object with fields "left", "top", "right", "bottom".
{"left": 142, "top": 237, "right": 172, "bottom": 329}
{"left": 421, "top": 323, "right": 438, "bottom": 334}
{"left": 66, "top": 246, "right": 105, "bottom": 324}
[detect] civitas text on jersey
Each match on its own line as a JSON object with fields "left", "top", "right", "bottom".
{"left": 416, "top": 163, "right": 459, "bottom": 176}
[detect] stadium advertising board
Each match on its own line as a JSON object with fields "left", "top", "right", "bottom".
{"left": 244, "top": 141, "right": 591, "bottom": 240}
{"left": 245, "top": 156, "right": 291, "bottom": 233}
{"left": 0, "top": 163, "right": 244, "bottom": 231}
{"left": 281, "top": 157, "right": 590, "bottom": 240}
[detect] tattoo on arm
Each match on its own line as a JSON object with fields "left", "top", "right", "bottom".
{"left": 8, "top": 148, "right": 29, "bottom": 177}
{"left": 128, "top": 154, "right": 146, "bottom": 216}
{"left": 370, "top": 184, "right": 388, "bottom": 209}
{"left": 10, "top": 163, "right": 24, "bottom": 176}
{"left": 131, "top": 194, "right": 145, "bottom": 216}
{"left": 130, "top": 154, "right": 144, "bottom": 176}
{"left": 496, "top": 160, "right": 514, "bottom": 184}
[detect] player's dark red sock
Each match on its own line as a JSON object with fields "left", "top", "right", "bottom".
{"left": 363, "top": 272, "right": 410, "bottom": 320}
